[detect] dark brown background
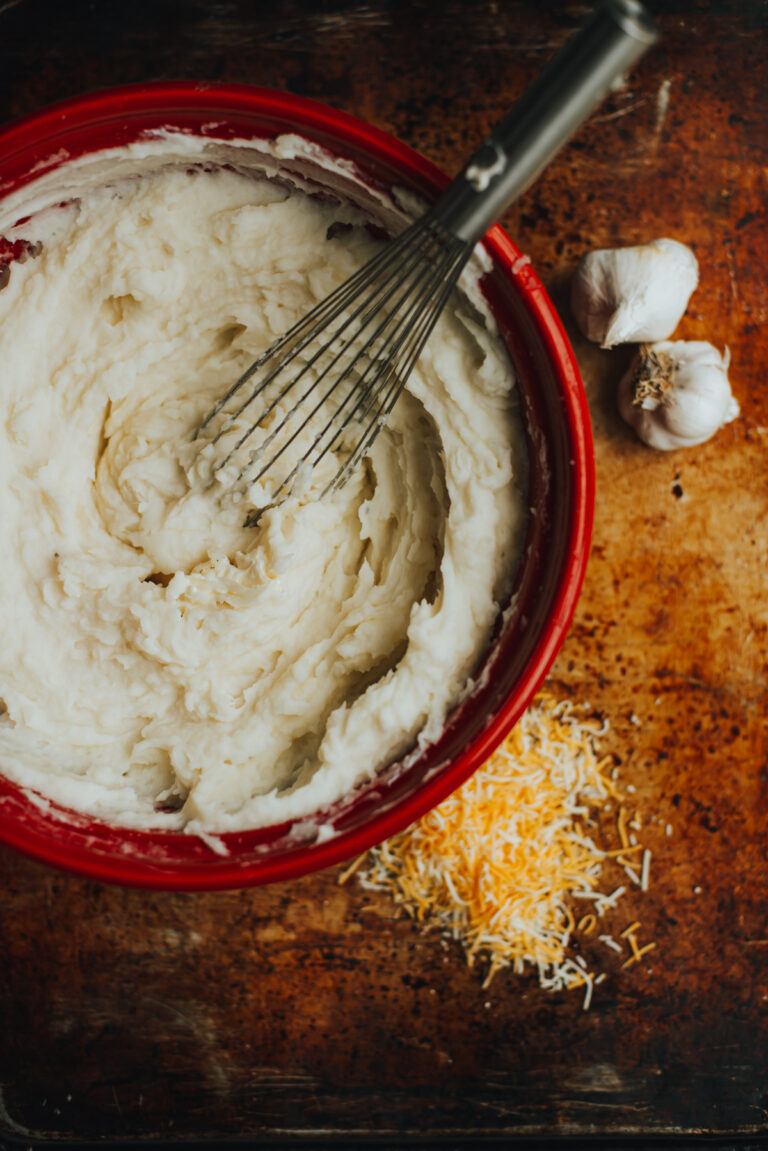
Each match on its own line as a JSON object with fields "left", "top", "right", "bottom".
{"left": 1, "top": 0, "right": 766, "bottom": 1144}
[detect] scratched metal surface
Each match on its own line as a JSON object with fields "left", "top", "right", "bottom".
{"left": 0, "top": 0, "right": 766, "bottom": 1143}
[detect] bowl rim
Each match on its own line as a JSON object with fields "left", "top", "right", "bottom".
{"left": 0, "top": 81, "right": 594, "bottom": 889}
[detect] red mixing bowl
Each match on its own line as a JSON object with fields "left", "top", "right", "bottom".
{"left": 0, "top": 83, "right": 593, "bottom": 889}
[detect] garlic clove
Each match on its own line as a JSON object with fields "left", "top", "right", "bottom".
{"left": 618, "top": 340, "right": 739, "bottom": 451}
{"left": 571, "top": 238, "right": 699, "bottom": 348}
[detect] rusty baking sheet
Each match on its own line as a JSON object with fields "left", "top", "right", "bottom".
{"left": 1, "top": 0, "right": 766, "bottom": 1143}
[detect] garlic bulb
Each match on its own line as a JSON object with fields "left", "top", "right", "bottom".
{"left": 572, "top": 238, "right": 699, "bottom": 348}
{"left": 618, "top": 340, "right": 739, "bottom": 450}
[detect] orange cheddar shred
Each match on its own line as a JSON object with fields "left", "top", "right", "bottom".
{"left": 350, "top": 693, "right": 653, "bottom": 1003}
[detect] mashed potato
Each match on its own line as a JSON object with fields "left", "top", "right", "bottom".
{"left": 0, "top": 137, "right": 527, "bottom": 833}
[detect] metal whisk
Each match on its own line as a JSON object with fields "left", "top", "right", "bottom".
{"left": 195, "top": 0, "right": 656, "bottom": 517}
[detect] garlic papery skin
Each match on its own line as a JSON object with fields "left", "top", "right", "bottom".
{"left": 618, "top": 340, "right": 739, "bottom": 451}
{"left": 571, "top": 238, "right": 699, "bottom": 348}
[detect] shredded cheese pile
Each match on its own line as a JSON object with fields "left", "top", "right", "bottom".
{"left": 343, "top": 693, "right": 652, "bottom": 1003}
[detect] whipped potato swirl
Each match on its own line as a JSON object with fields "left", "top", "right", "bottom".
{"left": 0, "top": 140, "right": 527, "bottom": 833}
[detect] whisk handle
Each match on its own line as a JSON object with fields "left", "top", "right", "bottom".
{"left": 431, "top": 0, "right": 658, "bottom": 245}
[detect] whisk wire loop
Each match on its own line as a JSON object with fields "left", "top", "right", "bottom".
{"left": 200, "top": 212, "right": 471, "bottom": 507}
{"left": 257, "top": 223, "right": 470, "bottom": 499}
{"left": 275, "top": 226, "right": 473, "bottom": 501}
{"left": 236, "top": 223, "right": 446, "bottom": 483}
{"left": 194, "top": 218, "right": 424, "bottom": 442}
{"left": 202, "top": 215, "right": 436, "bottom": 476}
{"left": 194, "top": 1, "right": 657, "bottom": 513}
{"left": 330, "top": 239, "right": 472, "bottom": 492}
